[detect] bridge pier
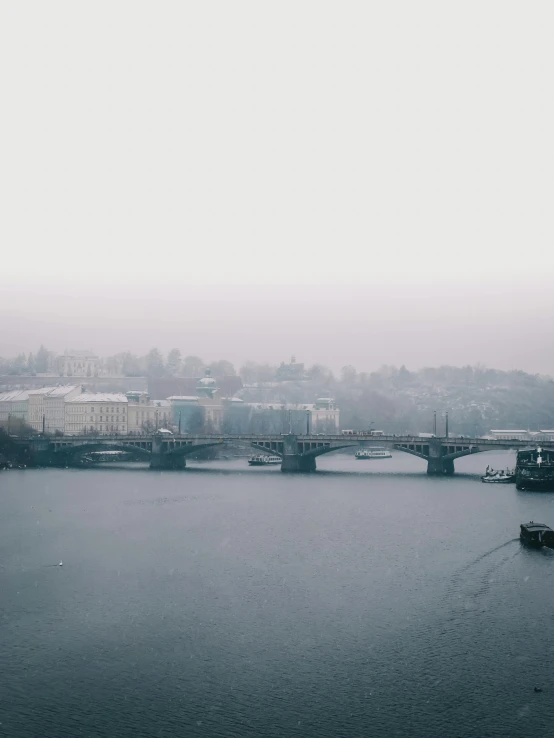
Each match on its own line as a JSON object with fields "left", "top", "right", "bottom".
{"left": 280, "top": 434, "right": 317, "bottom": 473}
{"left": 281, "top": 455, "right": 316, "bottom": 473}
{"left": 426, "top": 439, "right": 455, "bottom": 475}
{"left": 426, "top": 457, "right": 455, "bottom": 476}
{"left": 150, "top": 454, "right": 186, "bottom": 470}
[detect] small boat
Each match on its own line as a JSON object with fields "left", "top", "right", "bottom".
{"left": 248, "top": 454, "right": 282, "bottom": 466}
{"left": 481, "top": 466, "right": 515, "bottom": 483}
{"left": 355, "top": 448, "right": 392, "bottom": 460}
{"left": 520, "top": 521, "right": 554, "bottom": 548}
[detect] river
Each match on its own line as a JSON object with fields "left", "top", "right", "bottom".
{"left": 2, "top": 451, "right": 554, "bottom": 737}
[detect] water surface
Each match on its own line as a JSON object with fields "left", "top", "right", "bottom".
{"left": 2, "top": 451, "right": 554, "bottom": 737}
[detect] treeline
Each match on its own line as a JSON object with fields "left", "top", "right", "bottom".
{"left": 0, "top": 345, "right": 51, "bottom": 375}
{"left": 3, "top": 346, "right": 554, "bottom": 435}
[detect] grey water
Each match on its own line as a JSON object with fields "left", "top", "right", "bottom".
{"left": 2, "top": 451, "right": 554, "bottom": 738}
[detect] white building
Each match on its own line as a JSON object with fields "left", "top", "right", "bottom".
{"left": 59, "top": 350, "right": 100, "bottom": 377}
{"left": 28, "top": 387, "right": 56, "bottom": 432}
{"left": 489, "top": 430, "right": 530, "bottom": 441}
{"left": 65, "top": 393, "right": 128, "bottom": 435}
{"left": 43, "top": 385, "right": 82, "bottom": 434}
{"left": 0, "top": 390, "right": 29, "bottom": 427}
{"left": 311, "top": 398, "right": 340, "bottom": 433}
{"left": 537, "top": 430, "right": 554, "bottom": 442}
{"left": 126, "top": 392, "right": 171, "bottom": 434}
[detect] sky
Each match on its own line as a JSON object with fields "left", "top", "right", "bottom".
{"left": 1, "top": 2, "right": 553, "bottom": 373}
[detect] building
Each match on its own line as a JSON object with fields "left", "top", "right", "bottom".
{"left": 65, "top": 393, "right": 128, "bottom": 435}
{"left": 311, "top": 398, "right": 340, "bottom": 433}
{"left": 43, "top": 385, "right": 82, "bottom": 434}
{"left": 148, "top": 375, "right": 242, "bottom": 401}
{"left": 27, "top": 385, "right": 82, "bottom": 432}
{"left": 167, "top": 369, "right": 224, "bottom": 432}
{"left": 276, "top": 356, "right": 307, "bottom": 381}
{"left": 489, "top": 430, "right": 530, "bottom": 441}
{"left": 243, "top": 399, "right": 340, "bottom": 435}
{"left": 126, "top": 392, "right": 171, "bottom": 434}
{"left": 58, "top": 350, "right": 100, "bottom": 377}
{"left": 0, "top": 390, "right": 29, "bottom": 428}
{"left": 28, "top": 388, "right": 55, "bottom": 432}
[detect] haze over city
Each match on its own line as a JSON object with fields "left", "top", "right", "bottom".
{"left": 2, "top": 1, "right": 553, "bottom": 376}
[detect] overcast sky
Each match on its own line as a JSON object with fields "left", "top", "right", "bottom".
{"left": 1, "top": 2, "right": 553, "bottom": 373}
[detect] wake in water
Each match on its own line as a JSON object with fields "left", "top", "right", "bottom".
{"left": 457, "top": 538, "right": 520, "bottom": 573}
{"left": 445, "top": 538, "right": 521, "bottom": 609}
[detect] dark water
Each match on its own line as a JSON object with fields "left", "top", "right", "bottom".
{"left": 2, "top": 451, "right": 554, "bottom": 738}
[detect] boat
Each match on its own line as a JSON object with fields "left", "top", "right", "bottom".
{"left": 355, "top": 447, "right": 392, "bottom": 460}
{"left": 248, "top": 454, "right": 282, "bottom": 466}
{"left": 481, "top": 466, "right": 515, "bottom": 484}
{"left": 516, "top": 447, "right": 554, "bottom": 491}
{"left": 520, "top": 521, "right": 554, "bottom": 548}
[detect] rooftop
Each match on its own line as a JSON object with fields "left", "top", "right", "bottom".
{"left": 45, "top": 385, "right": 81, "bottom": 397}
{"left": 490, "top": 430, "right": 528, "bottom": 434}
{"left": 28, "top": 385, "right": 81, "bottom": 398}
{"left": 28, "top": 387, "right": 58, "bottom": 396}
{"left": 0, "top": 390, "right": 29, "bottom": 402}
{"left": 166, "top": 396, "right": 199, "bottom": 402}
{"left": 67, "top": 393, "right": 128, "bottom": 403}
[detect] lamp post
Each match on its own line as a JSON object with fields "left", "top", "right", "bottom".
{"left": 306, "top": 409, "right": 311, "bottom": 435}
{"left": 445, "top": 411, "right": 449, "bottom": 438}
{"left": 433, "top": 411, "right": 437, "bottom": 436}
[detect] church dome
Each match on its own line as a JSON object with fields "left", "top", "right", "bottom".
{"left": 197, "top": 368, "right": 217, "bottom": 396}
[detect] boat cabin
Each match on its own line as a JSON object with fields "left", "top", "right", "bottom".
{"left": 520, "top": 521, "right": 554, "bottom": 547}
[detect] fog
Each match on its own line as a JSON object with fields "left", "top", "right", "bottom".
{"left": 1, "top": 2, "right": 553, "bottom": 373}
{"left": 0, "top": 283, "right": 552, "bottom": 374}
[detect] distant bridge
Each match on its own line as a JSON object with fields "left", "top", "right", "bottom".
{"left": 19, "top": 433, "right": 546, "bottom": 475}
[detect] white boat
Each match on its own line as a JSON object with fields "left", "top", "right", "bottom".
{"left": 355, "top": 448, "right": 392, "bottom": 460}
{"left": 248, "top": 454, "right": 282, "bottom": 466}
{"left": 481, "top": 467, "right": 515, "bottom": 484}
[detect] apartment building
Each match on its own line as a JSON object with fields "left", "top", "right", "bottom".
{"left": 65, "top": 393, "right": 128, "bottom": 435}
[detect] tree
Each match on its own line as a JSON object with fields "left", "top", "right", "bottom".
{"left": 341, "top": 365, "right": 357, "bottom": 385}
{"left": 105, "top": 355, "right": 120, "bottom": 376}
{"left": 182, "top": 355, "right": 204, "bottom": 377}
{"left": 166, "top": 348, "right": 182, "bottom": 377}
{"left": 239, "top": 361, "right": 258, "bottom": 383}
{"left": 10, "top": 354, "right": 27, "bottom": 375}
{"left": 27, "top": 353, "right": 36, "bottom": 374}
{"left": 208, "top": 359, "right": 236, "bottom": 377}
{"left": 146, "top": 348, "right": 165, "bottom": 378}
{"left": 121, "top": 352, "right": 142, "bottom": 376}
{"left": 35, "top": 345, "right": 50, "bottom": 373}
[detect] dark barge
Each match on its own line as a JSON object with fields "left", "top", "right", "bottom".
{"left": 516, "top": 447, "right": 554, "bottom": 491}
{"left": 520, "top": 522, "right": 554, "bottom": 548}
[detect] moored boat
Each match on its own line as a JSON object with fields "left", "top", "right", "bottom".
{"left": 481, "top": 466, "right": 515, "bottom": 484}
{"left": 516, "top": 447, "right": 554, "bottom": 491}
{"left": 248, "top": 454, "right": 282, "bottom": 466}
{"left": 355, "top": 447, "right": 392, "bottom": 460}
{"left": 520, "top": 521, "right": 554, "bottom": 548}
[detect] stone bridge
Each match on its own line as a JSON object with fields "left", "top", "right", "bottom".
{"left": 20, "top": 433, "right": 549, "bottom": 474}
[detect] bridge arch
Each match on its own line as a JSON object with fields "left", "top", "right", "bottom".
{"left": 53, "top": 441, "right": 153, "bottom": 460}
{"left": 164, "top": 441, "right": 225, "bottom": 458}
